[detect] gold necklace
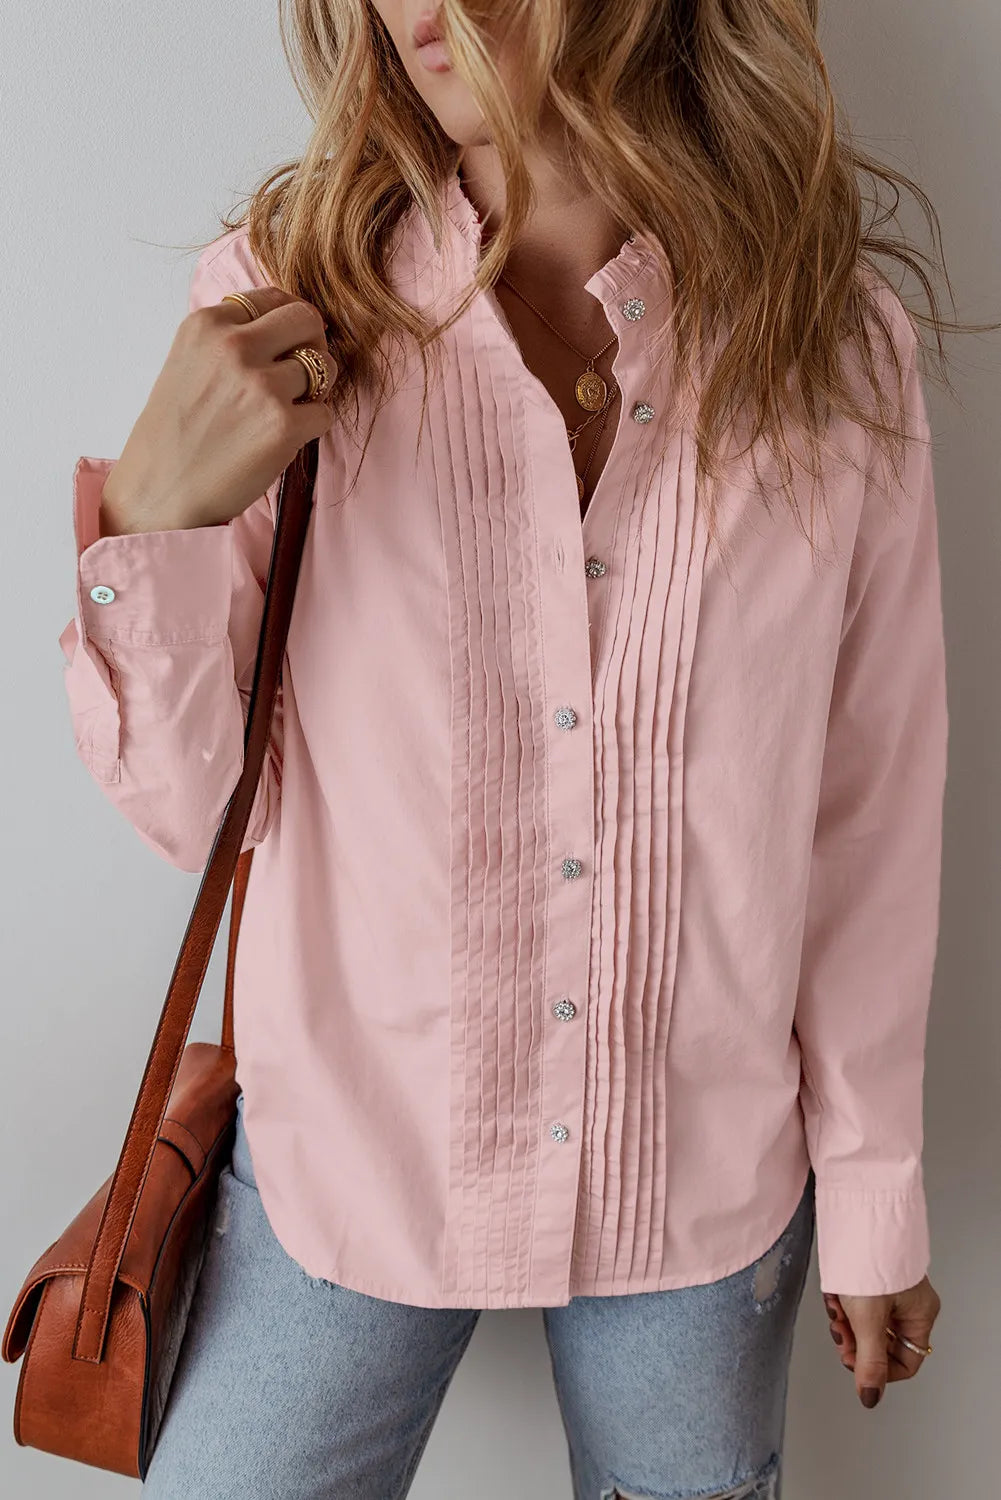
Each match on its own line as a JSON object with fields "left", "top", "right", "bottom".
{"left": 577, "top": 391, "right": 616, "bottom": 514}
{"left": 563, "top": 394, "right": 617, "bottom": 503}
{"left": 496, "top": 272, "right": 618, "bottom": 499}
{"left": 497, "top": 272, "right": 619, "bottom": 413}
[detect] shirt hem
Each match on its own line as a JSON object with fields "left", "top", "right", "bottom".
{"left": 257, "top": 1164, "right": 814, "bottom": 1311}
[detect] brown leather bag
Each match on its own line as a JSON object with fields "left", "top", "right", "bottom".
{"left": 2, "top": 437, "right": 319, "bottom": 1478}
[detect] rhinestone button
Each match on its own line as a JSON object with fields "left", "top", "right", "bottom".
{"left": 550, "top": 1122, "right": 570, "bottom": 1144}
{"left": 631, "top": 401, "right": 655, "bottom": 424}
{"left": 554, "top": 706, "right": 578, "bottom": 732}
{"left": 89, "top": 585, "right": 116, "bottom": 605}
{"left": 621, "top": 297, "right": 646, "bottom": 321}
{"left": 552, "top": 998, "right": 577, "bottom": 1022}
{"left": 584, "top": 556, "right": 607, "bottom": 578}
{"left": 561, "top": 857, "right": 583, "bottom": 881}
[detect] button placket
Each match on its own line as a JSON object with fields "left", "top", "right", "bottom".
{"left": 551, "top": 269, "right": 653, "bottom": 1155}
{"left": 532, "top": 244, "right": 664, "bottom": 1282}
{"left": 531, "top": 399, "right": 600, "bottom": 1272}
{"left": 553, "top": 734, "right": 585, "bottom": 1146}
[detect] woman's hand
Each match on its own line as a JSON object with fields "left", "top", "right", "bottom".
{"left": 99, "top": 286, "right": 339, "bottom": 537}
{"left": 823, "top": 1276, "right": 941, "bottom": 1407}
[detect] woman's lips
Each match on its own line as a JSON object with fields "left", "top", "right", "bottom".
{"left": 416, "top": 38, "right": 453, "bottom": 72}
{"left": 412, "top": 11, "right": 443, "bottom": 47}
{"left": 412, "top": 11, "right": 452, "bottom": 71}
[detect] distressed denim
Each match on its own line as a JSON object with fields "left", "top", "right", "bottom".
{"left": 143, "top": 1094, "right": 816, "bottom": 1500}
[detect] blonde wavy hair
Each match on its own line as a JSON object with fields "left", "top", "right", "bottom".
{"left": 194, "top": 0, "right": 992, "bottom": 555}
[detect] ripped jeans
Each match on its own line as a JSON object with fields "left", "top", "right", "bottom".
{"left": 143, "top": 1094, "right": 816, "bottom": 1500}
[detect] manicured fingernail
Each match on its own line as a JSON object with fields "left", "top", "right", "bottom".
{"left": 830, "top": 1328, "right": 843, "bottom": 1344}
{"left": 824, "top": 1300, "right": 838, "bottom": 1320}
{"left": 860, "top": 1386, "right": 882, "bottom": 1408}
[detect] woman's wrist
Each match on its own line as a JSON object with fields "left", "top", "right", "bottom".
{"left": 98, "top": 473, "right": 215, "bottom": 537}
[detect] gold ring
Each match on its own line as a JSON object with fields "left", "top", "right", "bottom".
{"left": 220, "top": 291, "right": 259, "bottom": 321}
{"left": 287, "top": 344, "right": 332, "bottom": 404}
{"left": 885, "top": 1326, "right": 932, "bottom": 1357}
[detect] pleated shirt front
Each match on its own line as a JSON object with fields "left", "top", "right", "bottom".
{"left": 59, "top": 168, "right": 948, "bottom": 1308}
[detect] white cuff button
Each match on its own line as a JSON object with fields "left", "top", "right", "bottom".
{"left": 89, "top": 585, "right": 116, "bottom": 604}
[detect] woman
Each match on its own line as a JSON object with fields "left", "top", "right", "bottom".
{"left": 61, "top": 0, "right": 959, "bottom": 1495}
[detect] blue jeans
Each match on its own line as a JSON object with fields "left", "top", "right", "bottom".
{"left": 143, "top": 1095, "right": 815, "bottom": 1500}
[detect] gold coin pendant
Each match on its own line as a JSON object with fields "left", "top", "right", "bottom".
{"left": 576, "top": 473, "right": 585, "bottom": 502}
{"left": 575, "top": 370, "right": 607, "bottom": 412}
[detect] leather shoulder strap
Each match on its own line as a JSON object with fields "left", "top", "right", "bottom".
{"left": 223, "top": 847, "right": 253, "bottom": 1052}
{"left": 71, "top": 439, "right": 319, "bottom": 1364}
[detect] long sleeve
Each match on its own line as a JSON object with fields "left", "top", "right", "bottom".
{"left": 57, "top": 249, "right": 282, "bottom": 872}
{"left": 793, "top": 305, "right": 948, "bottom": 1296}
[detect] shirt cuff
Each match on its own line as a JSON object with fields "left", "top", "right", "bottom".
{"left": 814, "top": 1177, "right": 931, "bottom": 1296}
{"left": 70, "top": 455, "right": 235, "bottom": 649}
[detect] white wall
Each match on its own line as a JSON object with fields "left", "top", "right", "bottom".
{"left": 2, "top": 3, "right": 998, "bottom": 1495}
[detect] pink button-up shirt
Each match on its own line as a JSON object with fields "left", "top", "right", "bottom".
{"left": 59, "top": 167, "right": 947, "bottom": 1308}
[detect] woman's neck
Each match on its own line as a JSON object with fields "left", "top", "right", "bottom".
{"left": 457, "top": 140, "right": 631, "bottom": 302}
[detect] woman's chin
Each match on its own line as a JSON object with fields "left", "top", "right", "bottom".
{"left": 409, "top": 81, "right": 490, "bottom": 147}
